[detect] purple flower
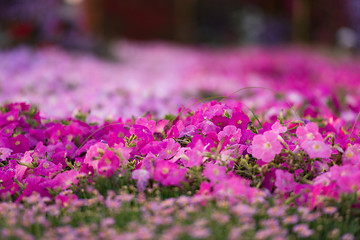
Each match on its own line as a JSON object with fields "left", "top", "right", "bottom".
{"left": 132, "top": 169, "right": 151, "bottom": 191}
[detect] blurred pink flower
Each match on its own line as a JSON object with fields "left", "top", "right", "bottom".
{"left": 302, "top": 140, "right": 331, "bottom": 159}
{"left": 275, "top": 169, "right": 296, "bottom": 192}
{"left": 203, "top": 163, "right": 227, "bottom": 184}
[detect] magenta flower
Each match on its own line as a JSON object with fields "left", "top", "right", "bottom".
{"left": 135, "top": 117, "right": 156, "bottom": 134}
{"left": 228, "top": 111, "right": 249, "bottom": 130}
{"left": 251, "top": 131, "right": 283, "bottom": 162}
{"left": 275, "top": 169, "right": 296, "bottom": 192}
{"left": 153, "top": 160, "right": 186, "bottom": 186}
{"left": 97, "top": 150, "right": 120, "bottom": 177}
{"left": 301, "top": 140, "right": 331, "bottom": 159}
{"left": 0, "top": 109, "right": 19, "bottom": 127}
{"left": 33, "top": 159, "right": 62, "bottom": 178}
{"left": 130, "top": 125, "right": 154, "bottom": 149}
{"left": 8, "top": 135, "right": 30, "bottom": 153}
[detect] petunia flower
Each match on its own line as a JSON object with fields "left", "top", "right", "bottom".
{"left": 132, "top": 169, "right": 151, "bottom": 192}
{"left": 251, "top": 131, "right": 283, "bottom": 162}
{"left": 203, "top": 163, "right": 227, "bottom": 184}
{"left": 296, "top": 122, "right": 323, "bottom": 146}
{"left": 275, "top": 169, "right": 296, "bottom": 192}
{"left": 0, "top": 148, "right": 12, "bottom": 161}
{"left": 301, "top": 140, "right": 331, "bottom": 159}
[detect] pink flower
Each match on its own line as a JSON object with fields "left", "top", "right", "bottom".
{"left": 271, "top": 122, "right": 287, "bottom": 134}
{"left": 55, "top": 193, "right": 78, "bottom": 207}
{"left": 135, "top": 117, "right": 156, "bottom": 134}
{"left": 213, "top": 177, "right": 258, "bottom": 203}
{"left": 0, "top": 148, "right": 12, "bottom": 161}
{"left": 342, "top": 144, "right": 360, "bottom": 165}
{"left": 158, "top": 139, "right": 180, "bottom": 160}
{"left": 153, "top": 160, "right": 186, "bottom": 186}
{"left": 217, "top": 125, "right": 242, "bottom": 145}
{"left": 113, "top": 144, "right": 131, "bottom": 165}
{"left": 97, "top": 150, "right": 120, "bottom": 177}
{"left": 296, "top": 122, "right": 323, "bottom": 146}
{"left": 197, "top": 182, "right": 212, "bottom": 196}
{"left": 275, "top": 169, "right": 296, "bottom": 192}
{"left": 83, "top": 142, "right": 108, "bottom": 170}
{"left": 15, "top": 151, "right": 33, "bottom": 180}
{"left": 251, "top": 131, "right": 283, "bottom": 162}
{"left": 155, "top": 119, "right": 169, "bottom": 133}
{"left": 203, "top": 163, "right": 227, "bottom": 184}
{"left": 181, "top": 140, "right": 205, "bottom": 167}
{"left": 301, "top": 140, "right": 331, "bottom": 159}
{"left": 48, "top": 169, "right": 80, "bottom": 190}
{"left": 197, "top": 120, "right": 220, "bottom": 135}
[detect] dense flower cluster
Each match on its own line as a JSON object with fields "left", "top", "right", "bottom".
{"left": 1, "top": 44, "right": 360, "bottom": 239}
{"left": 0, "top": 96, "right": 359, "bottom": 239}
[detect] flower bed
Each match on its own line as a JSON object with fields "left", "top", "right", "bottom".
{"left": 0, "top": 44, "right": 360, "bottom": 239}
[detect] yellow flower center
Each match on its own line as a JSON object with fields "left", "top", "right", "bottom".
{"left": 346, "top": 151, "right": 354, "bottom": 158}
{"left": 264, "top": 142, "right": 272, "bottom": 149}
{"left": 15, "top": 141, "right": 20, "bottom": 146}
{"left": 162, "top": 168, "right": 169, "bottom": 174}
{"left": 312, "top": 144, "right": 320, "bottom": 150}
{"left": 306, "top": 133, "right": 315, "bottom": 140}
{"left": 105, "top": 158, "right": 111, "bottom": 165}
{"left": 43, "top": 162, "right": 49, "bottom": 169}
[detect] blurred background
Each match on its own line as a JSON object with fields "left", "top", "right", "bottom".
{"left": 0, "top": 0, "right": 359, "bottom": 52}
{"left": 1, "top": 0, "right": 360, "bottom": 121}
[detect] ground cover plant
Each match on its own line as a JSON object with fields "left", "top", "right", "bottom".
{"left": 1, "top": 44, "right": 360, "bottom": 239}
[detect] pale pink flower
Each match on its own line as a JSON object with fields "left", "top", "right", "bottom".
{"left": 252, "top": 131, "right": 283, "bottom": 162}
{"left": 217, "top": 125, "right": 242, "bottom": 145}
{"left": 0, "top": 148, "right": 12, "bottom": 161}
{"left": 302, "top": 140, "right": 331, "bottom": 159}
{"left": 296, "top": 122, "right": 323, "bottom": 146}
{"left": 342, "top": 144, "right": 360, "bottom": 165}
{"left": 271, "top": 122, "right": 287, "bottom": 134}
{"left": 203, "top": 163, "right": 227, "bottom": 184}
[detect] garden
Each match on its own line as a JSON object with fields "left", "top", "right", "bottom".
{"left": 1, "top": 1, "right": 360, "bottom": 239}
